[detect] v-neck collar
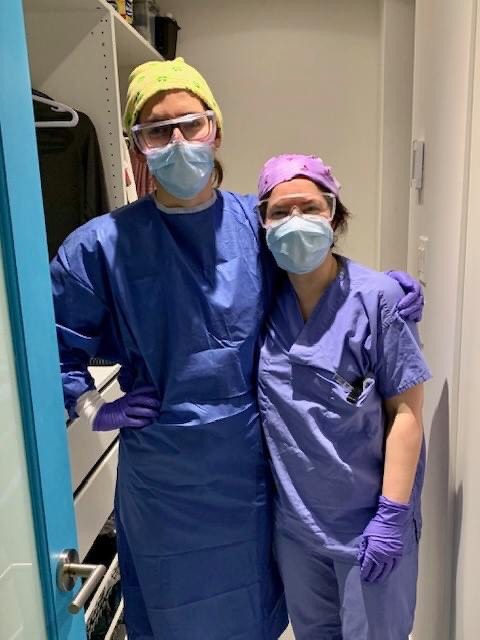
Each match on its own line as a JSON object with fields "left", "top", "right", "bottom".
{"left": 285, "top": 255, "right": 351, "bottom": 363}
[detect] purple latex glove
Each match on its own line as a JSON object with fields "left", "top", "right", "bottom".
{"left": 358, "top": 496, "right": 411, "bottom": 584}
{"left": 387, "top": 270, "right": 424, "bottom": 322}
{"left": 93, "top": 386, "right": 161, "bottom": 431}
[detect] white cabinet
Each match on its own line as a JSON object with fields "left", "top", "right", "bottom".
{"left": 67, "top": 367, "right": 123, "bottom": 559}
{"left": 68, "top": 367, "right": 120, "bottom": 492}
{"left": 75, "top": 442, "right": 119, "bottom": 560}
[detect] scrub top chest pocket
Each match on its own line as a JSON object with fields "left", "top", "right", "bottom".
{"left": 289, "top": 355, "right": 382, "bottom": 435}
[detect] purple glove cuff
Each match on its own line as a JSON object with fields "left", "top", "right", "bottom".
{"left": 376, "top": 495, "right": 412, "bottom": 527}
{"left": 358, "top": 496, "right": 413, "bottom": 582}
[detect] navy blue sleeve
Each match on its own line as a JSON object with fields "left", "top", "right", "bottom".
{"left": 50, "top": 239, "right": 109, "bottom": 417}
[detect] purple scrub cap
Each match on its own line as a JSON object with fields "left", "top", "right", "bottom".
{"left": 258, "top": 154, "right": 341, "bottom": 200}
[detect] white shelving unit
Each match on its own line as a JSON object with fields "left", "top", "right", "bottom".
{"left": 23, "top": 0, "right": 162, "bottom": 209}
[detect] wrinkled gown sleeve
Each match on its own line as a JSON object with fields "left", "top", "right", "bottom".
{"left": 50, "top": 241, "right": 109, "bottom": 418}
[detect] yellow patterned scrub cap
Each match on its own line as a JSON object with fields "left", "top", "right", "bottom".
{"left": 123, "top": 57, "right": 223, "bottom": 134}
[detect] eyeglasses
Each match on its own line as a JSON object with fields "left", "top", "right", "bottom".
{"left": 257, "top": 192, "right": 336, "bottom": 229}
{"left": 131, "top": 110, "right": 217, "bottom": 153}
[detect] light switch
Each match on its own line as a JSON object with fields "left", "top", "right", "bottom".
{"left": 417, "top": 236, "right": 428, "bottom": 285}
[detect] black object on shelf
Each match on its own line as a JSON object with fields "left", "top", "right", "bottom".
{"left": 89, "top": 357, "right": 117, "bottom": 367}
{"left": 154, "top": 15, "right": 180, "bottom": 60}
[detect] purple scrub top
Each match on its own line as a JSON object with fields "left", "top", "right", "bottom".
{"left": 258, "top": 256, "right": 431, "bottom": 560}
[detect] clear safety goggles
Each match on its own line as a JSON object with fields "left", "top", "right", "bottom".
{"left": 257, "top": 192, "right": 336, "bottom": 229}
{"left": 131, "top": 110, "right": 217, "bottom": 153}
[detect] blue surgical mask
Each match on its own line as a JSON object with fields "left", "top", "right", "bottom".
{"left": 146, "top": 142, "right": 214, "bottom": 200}
{"left": 266, "top": 216, "right": 333, "bottom": 274}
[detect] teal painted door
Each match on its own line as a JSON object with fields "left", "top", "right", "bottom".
{"left": 0, "top": 2, "right": 86, "bottom": 638}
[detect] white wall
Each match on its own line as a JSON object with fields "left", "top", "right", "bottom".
{"left": 454, "top": 4, "right": 480, "bottom": 638}
{"left": 162, "top": 0, "right": 381, "bottom": 266}
{"left": 377, "top": 0, "right": 415, "bottom": 271}
{"left": 407, "top": 1, "right": 478, "bottom": 638}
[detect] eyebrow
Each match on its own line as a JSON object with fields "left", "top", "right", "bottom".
{"left": 144, "top": 115, "right": 170, "bottom": 124}
{"left": 269, "top": 195, "right": 318, "bottom": 207}
{"left": 144, "top": 111, "right": 201, "bottom": 124}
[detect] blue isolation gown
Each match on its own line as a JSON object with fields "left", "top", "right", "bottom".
{"left": 51, "top": 192, "right": 287, "bottom": 640}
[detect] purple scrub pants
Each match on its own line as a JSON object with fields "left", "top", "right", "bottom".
{"left": 275, "top": 530, "right": 419, "bottom": 640}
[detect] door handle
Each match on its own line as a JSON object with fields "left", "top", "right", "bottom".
{"left": 57, "top": 548, "right": 107, "bottom": 614}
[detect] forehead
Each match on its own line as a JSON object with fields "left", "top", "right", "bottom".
{"left": 139, "top": 90, "right": 205, "bottom": 123}
{"left": 269, "top": 178, "right": 323, "bottom": 200}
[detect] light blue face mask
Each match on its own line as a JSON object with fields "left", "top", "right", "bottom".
{"left": 266, "top": 216, "right": 333, "bottom": 274}
{"left": 146, "top": 142, "right": 214, "bottom": 200}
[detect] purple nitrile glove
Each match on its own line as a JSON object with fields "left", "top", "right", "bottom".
{"left": 387, "top": 270, "right": 424, "bottom": 322}
{"left": 93, "top": 386, "right": 161, "bottom": 431}
{"left": 358, "top": 496, "right": 411, "bottom": 584}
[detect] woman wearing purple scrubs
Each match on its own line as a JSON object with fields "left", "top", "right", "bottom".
{"left": 257, "top": 154, "right": 431, "bottom": 640}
